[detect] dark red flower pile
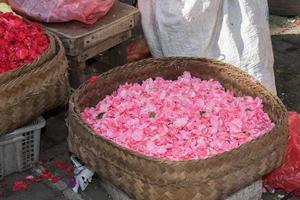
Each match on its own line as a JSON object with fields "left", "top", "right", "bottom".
{"left": 0, "top": 12, "right": 49, "bottom": 73}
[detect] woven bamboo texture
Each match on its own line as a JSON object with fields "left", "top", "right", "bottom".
{"left": 68, "top": 57, "right": 288, "bottom": 200}
{"left": 0, "top": 33, "right": 70, "bottom": 135}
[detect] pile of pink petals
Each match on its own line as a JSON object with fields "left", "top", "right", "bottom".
{"left": 82, "top": 72, "right": 274, "bottom": 161}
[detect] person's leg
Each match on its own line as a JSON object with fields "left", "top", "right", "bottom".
{"left": 218, "top": 0, "right": 277, "bottom": 94}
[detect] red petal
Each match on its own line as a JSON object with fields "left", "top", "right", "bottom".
{"left": 294, "top": 20, "right": 300, "bottom": 26}
{"left": 13, "top": 180, "right": 28, "bottom": 192}
{"left": 55, "top": 160, "right": 72, "bottom": 169}
{"left": 66, "top": 165, "right": 74, "bottom": 176}
{"left": 42, "top": 168, "right": 53, "bottom": 180}
{"left": 87, "top": 76, "right": 99, "bottom": 84}
{"left": 39, "top": 160, "right": 46, "bottom": 164}
{"left": 51, "top": 175, "right": 62, "bottom": 184}
{"left": 0, "top": 12, "right": 49, "bottom": 73}
{"left": 33, "top": 176, "right": 43, "bottom": 183}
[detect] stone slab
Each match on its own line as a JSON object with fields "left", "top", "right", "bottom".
{"left": 100, "top": 179, "right": 262, "bottom": 200}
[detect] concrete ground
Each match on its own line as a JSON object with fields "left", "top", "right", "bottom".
{"left": 0, "top": 109, "right": 111, "bottom": 200}
{"left": 1, "top": 15, "right": 300, "bottom": 200}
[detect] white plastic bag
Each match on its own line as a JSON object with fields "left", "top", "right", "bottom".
{"left": 138, "top": 0, "right": 277, "bottom": 94}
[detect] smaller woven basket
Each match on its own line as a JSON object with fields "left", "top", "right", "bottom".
{"left": 0, "top": 32, "right": 56, "bottom": 85}
{"left": 68, "top": 57, "right": 288, "bottom": 200}
{"left": 0, "top": 33, "right": 70, "bottom": 135}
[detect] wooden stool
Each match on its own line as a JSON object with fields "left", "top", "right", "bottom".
{"left": 42, "top": 2, "right": 140, "bottom": 88}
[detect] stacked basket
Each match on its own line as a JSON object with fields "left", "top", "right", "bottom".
{"left": 68, "top": 58, "right": 288, "bottom": 200}
{"left": 0, "top": 31, "right": 70, "bottom": 135}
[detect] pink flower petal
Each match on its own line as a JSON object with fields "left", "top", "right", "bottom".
{"left": 82, "top": 72, "right": 274, "bottom": 161}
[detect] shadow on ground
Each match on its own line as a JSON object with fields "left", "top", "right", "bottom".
{"left": 273, "top": 34, "right": 300, "bottom": 113}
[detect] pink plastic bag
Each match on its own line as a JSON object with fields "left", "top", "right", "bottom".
{"left": 8, "top": 0, "right": 115, "bottom": 24}
{"left": 264, "top": 112, "right": 300, "bottom": 195}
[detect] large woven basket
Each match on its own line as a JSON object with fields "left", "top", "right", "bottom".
{"left": 68, "top": 57, "right": 288, "bottom": 200}
{"left": 0, "top": 33, "right": 70, "bottom": 135}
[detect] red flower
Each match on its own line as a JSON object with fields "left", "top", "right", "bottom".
{"left": 55, "top": 160, "right": 72, "bottom": 169}
{"left": 294, "top": 20, "right": 300, "bottom": 26}
{"left": 87, "top": 76, "right": 99, "bottom": 84}
{"left": 66, "top": 165, "right": 74, "bottom": 176}
{"left": 0, "top": 12, "right": 49, "bottom": 73}
{"left": 32, "top": 176, "right": 43, "bottom": 183}
{"left": 42, "top": 168, "right": 53, "bottom": 180}
{"left": 38, "top": 160, "right": 46, "bottom": 164}
{"left": 51, "top": 175, "right": 62, "bottom": 184}
{"left": 25, "top": 175, "right": 43, "bottom": 183}
{"left": 12, "top": 180, "right": 28, "bottom": 192}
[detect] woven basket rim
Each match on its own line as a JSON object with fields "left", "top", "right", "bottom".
{"left": 70, "top": 57, "right": 287, "bottom": 165}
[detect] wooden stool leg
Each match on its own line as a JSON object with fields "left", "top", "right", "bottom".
{"left": 68, "top": 58, "right": 87, "bottom": 88}
{"left": 108, "top": 43, "right": 127, "bottom": 67}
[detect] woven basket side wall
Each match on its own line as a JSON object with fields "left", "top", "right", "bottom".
{"left": 69, "top": 105, "right": 287, "bottom": 185}
{"left": 68, "top": 114, "right": 287, "bottom": 200}
{"left": 0, "top": 35, "right": 70, "bottom": 135}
